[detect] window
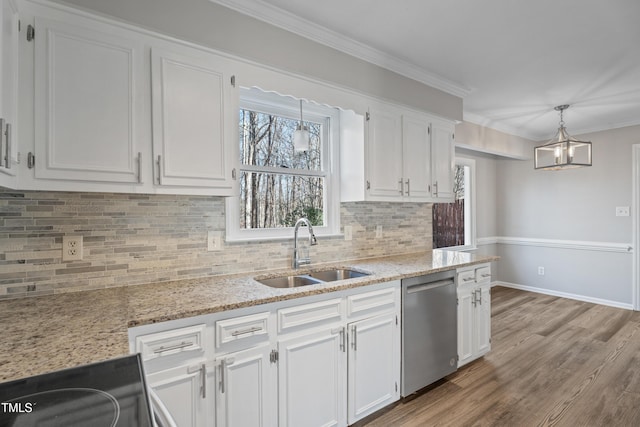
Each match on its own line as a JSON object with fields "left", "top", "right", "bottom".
{"left": 226, "top": 88, "right": 340, "bottom": 241}
{"left": 432, "top": 158, "right": 476, "bottom": 250}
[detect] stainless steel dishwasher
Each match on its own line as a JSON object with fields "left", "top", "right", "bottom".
{"left": 401, "top": 270, "right": 457, "bottom": 396}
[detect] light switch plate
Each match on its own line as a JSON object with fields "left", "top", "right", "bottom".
{"left": 344, "top": 226, "right": 353, "bottom": 241}
{"left": 616, "top": 206, "right": 630, "bottom": 217}
{"left": 207, "top": 231, "right": 223, "bottom": 251}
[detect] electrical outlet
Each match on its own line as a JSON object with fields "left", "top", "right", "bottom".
{"left": 375, "top": 225, "right": 383, "bottom": 239}
{"left": 344, "top": 226, "right": 353, "bottom": 241}
{"left": 207, "top": 231, "right": 223, "bottom": 251}
{"left": 62, "top": 236, "right": 83, "bottom": 261}
{"left": 616, "top": 206, "right": 630, "bottom": 217}
{"left": 538, "top": 266, "right": 545, "bottom": 276}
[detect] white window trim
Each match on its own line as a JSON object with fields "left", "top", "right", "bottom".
{"left": 226, "top": 88, "right": 341, "bottom": 242}
{"left": 440, "top": 157, "right": 477, "bottom": 251}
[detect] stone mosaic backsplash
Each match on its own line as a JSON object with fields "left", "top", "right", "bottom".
{"left": 0, "top": 189, "right": 433, "bottom": 299}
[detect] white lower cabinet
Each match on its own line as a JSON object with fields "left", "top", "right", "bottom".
{"left": 129, "top": 281, "right": 401, "bottom": 427}
{"left": 278, "top": 327, "right": 346, "bottom": 427}
{"left": 216, "top": 344, "right": 277, "bottom": 427}
{"left": 146, "top": 361, "right": 214, "bottom": 427}
{"left": 457, "top": 264, "right": 492, "bottom": 367}
{"left": 347, "top": 312, "right": 399, "bottom": 423}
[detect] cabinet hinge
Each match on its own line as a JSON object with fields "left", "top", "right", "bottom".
{"left": 365, "top": 112, "right": 370, "bottom": 121}
{"left": 26, "top": 25, "right": 35, "bottom": 42}
{"left": 230, "top": 75, "right": 236, "bottom": 87}
{"left": 231, "top": 168, "right": 237, "bottom": 180}
{"left": 270, "top": 349, "right": 279, "bottom": 364}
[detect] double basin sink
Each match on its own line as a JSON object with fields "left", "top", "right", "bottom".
{"left": 256, "top": 268, "right": 369, "bottom": 288}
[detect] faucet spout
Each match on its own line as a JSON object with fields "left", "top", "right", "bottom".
{"left": 293, "top": 217, "right": 317, "bottom": 269}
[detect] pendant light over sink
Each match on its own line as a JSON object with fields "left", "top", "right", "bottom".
{"left": 534, "top": 105, "right": 592, "bottom": 170}
{"left": 293, "top": 99, "right": 310, "bottom": 152}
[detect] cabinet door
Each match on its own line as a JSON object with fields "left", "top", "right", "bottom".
{"left": 367, "top": 106, "right": 403, "bottom": 200}
{"left": 475, "top": 285, "right": 492, "bottom": 356}
{"left": 457, "top": 286, "right": 475, "bottom": 367}
{"left": 278, "top": 328, "right": 346, "bottom": 427}
{"left": 430, "top": 119, "right": 455, "bottom": 201}
{"left": 0, "top": 0, "right": 18, "bottom": 187}
{"left": 347, "top": 313, "right": 399, "bottom": 423}
{"left": 216, "top": 344, "right": 276, "bottom": 427}
{"left": 401, "top": 113, "right": 431, "bottom": 201}
{"left": 146, "top": 362, "right": 214, "bottom": 427}
{"left": 33, "top": 16, "right": 146, "bottom": 184}
{"left": 151, "top": 46, "right": 237, "bottom": 194}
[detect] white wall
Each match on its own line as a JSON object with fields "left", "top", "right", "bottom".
{"left": 495, "top": 125, "right": 639, "bottom": 308}
{"left": 49, "top": 0, "right": 462, "bottom": 121}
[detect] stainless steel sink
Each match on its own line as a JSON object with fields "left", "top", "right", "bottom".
{"left": 308, "top": 269, "right": 369, "bottom": 282}
{"left": 255, "top": 268, "right": 369, "bottom": 288}
{"left": 256, "top": 275, "right": 323, "bottom": 288}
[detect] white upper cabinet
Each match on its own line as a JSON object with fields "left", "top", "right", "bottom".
{"left": 342, "top": 101, "right": 456, "bottom": 202}
{"left": 0, "top": 0, "right": 18, "bottom": 188}
{"left": 430, "top": 118, "right": 455, "bottom": 201}
{"left": 151, "top": 45, "right": 238, "bottom": 195}
{"left": 366, "top": 104, "right": 403, "bottom": 199}
{"left": 401, "top": 111, "right": 433, "bottom": 200}
{"left": 32, "top": 14, "right": 147, "bottom": 186}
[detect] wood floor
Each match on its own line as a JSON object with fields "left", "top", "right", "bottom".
{"left": 362, "top": 286, "right": 640, "bottom": 427}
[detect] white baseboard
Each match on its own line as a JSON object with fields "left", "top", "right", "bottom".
{"left": 494, "top": 281, "right": 634, "bottom": 311}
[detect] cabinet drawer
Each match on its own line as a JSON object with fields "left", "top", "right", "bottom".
{"left": 475, "top": 265, "right": 491, "bottom": 282}
{"left": 346, "top": 287, "right": 396, "bottom": 318}
{"left": 136, "top": 324, "right": 205, "bottom": 362}
{"left": 278, "top": 298, "right": 343, "bottom": 333}
{"left": 457, "top": 269, "right": 476, "bottom": 286}
{"left": 215, "top": 312, "right": 270, "bottom": 349}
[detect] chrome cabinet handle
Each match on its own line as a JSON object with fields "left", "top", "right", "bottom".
{"left": 398, "top": 178, "right": 404, "bottom": 195}
{"left": 0, "top": 119, "right": 5, "bottom": 168}
{"left": 463, "top": 277, "right": 475, "bottom": 282}
{"left": 153, "top": 341, "right": 192, "bottom": 354}
{"left": 478, "top": 289, "right": 482, "bottom": 305}
{"left": 220, "top": 357, "right": 235, "bottom": 394}
{"left": 433, "top": 181, "right": 438, "bottom": 196}
{"left": 137, "top": 152, "right": 142, "bottom": 183}
{"left": 5, "top": 123, "right": 11, "bottom": 169}
{"left": 351, "top": 325, "right": 357, "bottom": 351}
{"left": 201, "top": 364, "right": 207, "bottom": 399}
{"left": 405, "top": 179, "right": 410, "bottom": 196}
{"left": 231, "top": 326, "right": 262, "bottom": 337}
{"left": 220, "top": 360, "right": 226, "bottom": 394}
{"left": 156, "top": 155, "right": 161, "bottom": 184}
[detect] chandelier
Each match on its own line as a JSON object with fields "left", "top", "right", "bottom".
{"left": 534, "top": 105, "right": 592, "bottom": 170}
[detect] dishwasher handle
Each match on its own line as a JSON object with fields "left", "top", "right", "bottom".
{"left": 406, "top": 279, "right": 454, "bottom": 294}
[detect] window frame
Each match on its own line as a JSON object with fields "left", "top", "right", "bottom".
{"left": 434, "top": 157, "right": 477, "bottom": 251}
{"left": 225, "top": 88, "right": 341, "bottom": 242}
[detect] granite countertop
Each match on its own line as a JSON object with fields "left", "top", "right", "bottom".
{"left": 0, "top": 250, "right": 497, "bottom": 383}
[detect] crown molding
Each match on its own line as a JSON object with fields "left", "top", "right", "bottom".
{"left": 209, "top": 0, "right": 471, "bottom": 98}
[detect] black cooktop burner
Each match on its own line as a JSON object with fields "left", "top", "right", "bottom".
{"left": 0, "top": 355, "right": 153, "bottom": 427}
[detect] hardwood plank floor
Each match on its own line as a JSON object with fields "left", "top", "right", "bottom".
{"left": 361, "top": 286, "right": 640, "bottom": 427}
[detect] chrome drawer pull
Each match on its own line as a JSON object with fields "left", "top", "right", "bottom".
{"left": 231, "top": 326, "right": 262, "bottom": 337}
{"left": 153, "top": 341, "right": 192, "bottom": 354}
{"left": 463, "top": 277, "right": 475, "bottom": 282}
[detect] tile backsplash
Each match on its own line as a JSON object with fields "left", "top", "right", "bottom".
{"left": 0, "top": 190, "right": 433, "bottom": 299}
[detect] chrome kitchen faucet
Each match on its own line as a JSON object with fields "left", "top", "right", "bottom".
{"left": 292, "top": 218, "right": 318, "bottom": 269}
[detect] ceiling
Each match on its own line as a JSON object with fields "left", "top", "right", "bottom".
{"left": 211, "top": 0, "right": 640, "bottom": 141}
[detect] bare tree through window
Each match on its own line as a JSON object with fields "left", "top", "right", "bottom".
{"left": 239, "top": 108, "right": 325, "bottom": 229}
{"left": 432, "top": 165, "right": 465, "bottom": 248}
